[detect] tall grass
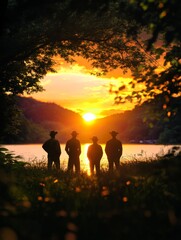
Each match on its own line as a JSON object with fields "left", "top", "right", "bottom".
{"left": 0, "top": 147, "right": 181, "bottom": 240}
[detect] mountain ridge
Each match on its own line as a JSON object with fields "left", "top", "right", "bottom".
{"left": 15, "top": 96, "right": 181, "bottom": 144}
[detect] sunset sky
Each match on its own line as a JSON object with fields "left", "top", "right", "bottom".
{"left": 30, "top": 59, "right": 135, "bottom": 119}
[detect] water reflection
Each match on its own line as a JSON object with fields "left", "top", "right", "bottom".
{"left": 81, "top": 144, "right": 91, "bottom": 175}
{"left": 1, "top": 143, "right": 179, "bottom": 174}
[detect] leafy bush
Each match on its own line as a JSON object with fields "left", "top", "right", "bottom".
{"left": 0, "top": 147, "right": 181, "bottom": 240}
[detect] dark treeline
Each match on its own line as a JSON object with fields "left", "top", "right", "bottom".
{"left": 0, "top": 96, "right": 180, "bottom": 144}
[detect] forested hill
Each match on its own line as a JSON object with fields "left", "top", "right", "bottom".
{"left": 4, "top": 96, "right": 181, "bottom": 144}
{"left": 16, "top": 96, "right": 84, "bottom": 143}
{"left": 18, "top": 97, "right": 83, "bottom": 127}
{"left": 91, "top": 97, "right": 181, "bottom": 144}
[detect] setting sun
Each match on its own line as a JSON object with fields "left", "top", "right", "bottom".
{"left": 83, "top": 112, "right": 96, "bottom": 122}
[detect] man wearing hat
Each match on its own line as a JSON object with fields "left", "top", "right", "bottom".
{"left": 65, "top": 131, "right": 81, "bottom": 174}
{"left": 42, "top": 131, "right": 61, "bottom": 171}
{"left": 87, "top": 136, "right": 103, "bottom": 176}
{"left": 105, "top": 131, "right": 123, "bottom": 172}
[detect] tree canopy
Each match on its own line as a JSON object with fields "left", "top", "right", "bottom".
{"left": 0, "top": 0, "right": 150, "bottom": 95}
{"left": 0, "top": 0, "right": 180, "bottom": 113}
{"left": 117, "top": 0, "right": 181, "bottom": 115}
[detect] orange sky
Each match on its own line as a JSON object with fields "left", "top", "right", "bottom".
{"left": 30, "top": 59, "right": 136, "bottom": 118}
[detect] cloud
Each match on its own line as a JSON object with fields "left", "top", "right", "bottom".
{"left": 31, "top": 63, "right": 135, "bottom": 117}
{"left": 100, "top": 109, "right": 124, "bottom": 116}
{"left": 40, "top": 78, "right": 52, "bottom": 86}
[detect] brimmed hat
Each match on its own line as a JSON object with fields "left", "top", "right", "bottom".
{"left": 50, "top": 131, "right": 58, "bottom": 136}
{"left": 71, "top": 131, "right": 78, "bottom": 136}
{"left": 91, "top": 136, "right": 98, "bottom": 141}
{"left": 110, "top": 131, "right": 118, "bottom": 136}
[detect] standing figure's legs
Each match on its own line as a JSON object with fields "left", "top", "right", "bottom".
{"left": 75, "top": 157, "right": 80, "bottom": 174}
{"left": 48, "top": 156, "right": 53, "bottom": 171}
{"left": 89, "top": 161, "right": 94, "bottom": 175}
{"left": 114, "top": 158, "right": 121, "bottom": 171}
{"left": 68, "top": 157, "right": 73, "bottom": 173}
{"left": 54, "top": 157, "right": 60, "bottom": 171}
{"left": 95, "top": 161, "right": 100, "bottom": 176}
{"left": 108, "top": 158, "right": 113, "bottom": 172}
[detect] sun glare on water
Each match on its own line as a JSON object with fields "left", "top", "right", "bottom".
{"left": 83, "top": 112, "right": 96, "bottom": 122}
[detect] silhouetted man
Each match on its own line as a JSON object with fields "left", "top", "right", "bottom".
{"left": 65, "top": 131, "right": 81, "bottom": 174}
{"left": 87, "top": 136, "right": 103, "bottom": 176}
{"left": 105, "top": 131, "right": 123, "bottom": 172}
{"left": 42, "top": 131, "right": 61, "bottom": 171}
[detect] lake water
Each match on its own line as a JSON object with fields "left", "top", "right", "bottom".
{"left": 1, "top": 143, "right": 179, "bottom": 173}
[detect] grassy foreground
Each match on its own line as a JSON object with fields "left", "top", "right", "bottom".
{"left": 0, "top": 147, "right": 181, "bottom": 240}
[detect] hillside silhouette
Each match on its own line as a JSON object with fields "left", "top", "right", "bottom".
{"left": 17, "top": 97, "right": 84, "bottom": 142}
{"left": 18, "top": 97, "right": 83, "bottom": 126}
{"left": 14, "top": 96, "right": 181, "bottom": 144}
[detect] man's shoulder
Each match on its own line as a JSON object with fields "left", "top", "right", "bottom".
{"left": 115, "top": 139, "right": 122, "bottom": 145}
{"left": 106, "top": 139, "right": 112, "bottom": 144}
{"left": 66, "top": 138, "right": 76, "bottom": 143}
{"left": 43, "top": 138, "right": 51, "bottom": 144}
{"left": 74, "top": 138, "right": 80, "bottom": 144}
{"left": 66, "top": 139, "right": 71, "bottom": 144}
{"left": 106, "top": 138, "right": 122, "bottom": 144}
{"left": 88, "top": 144, "right": 93, "bottom": 149}
{"left": 54, "top": 140, "right": 60, "bottom": 146}
{"left": 116, "top": 138, "right": 122, "bottom": 142}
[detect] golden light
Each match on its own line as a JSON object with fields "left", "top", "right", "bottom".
{"left": 80, "top": 144, "right": 91, "bottom": 175}
{"left": 83, "top": 112, "right": 96, "bottom": 122}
